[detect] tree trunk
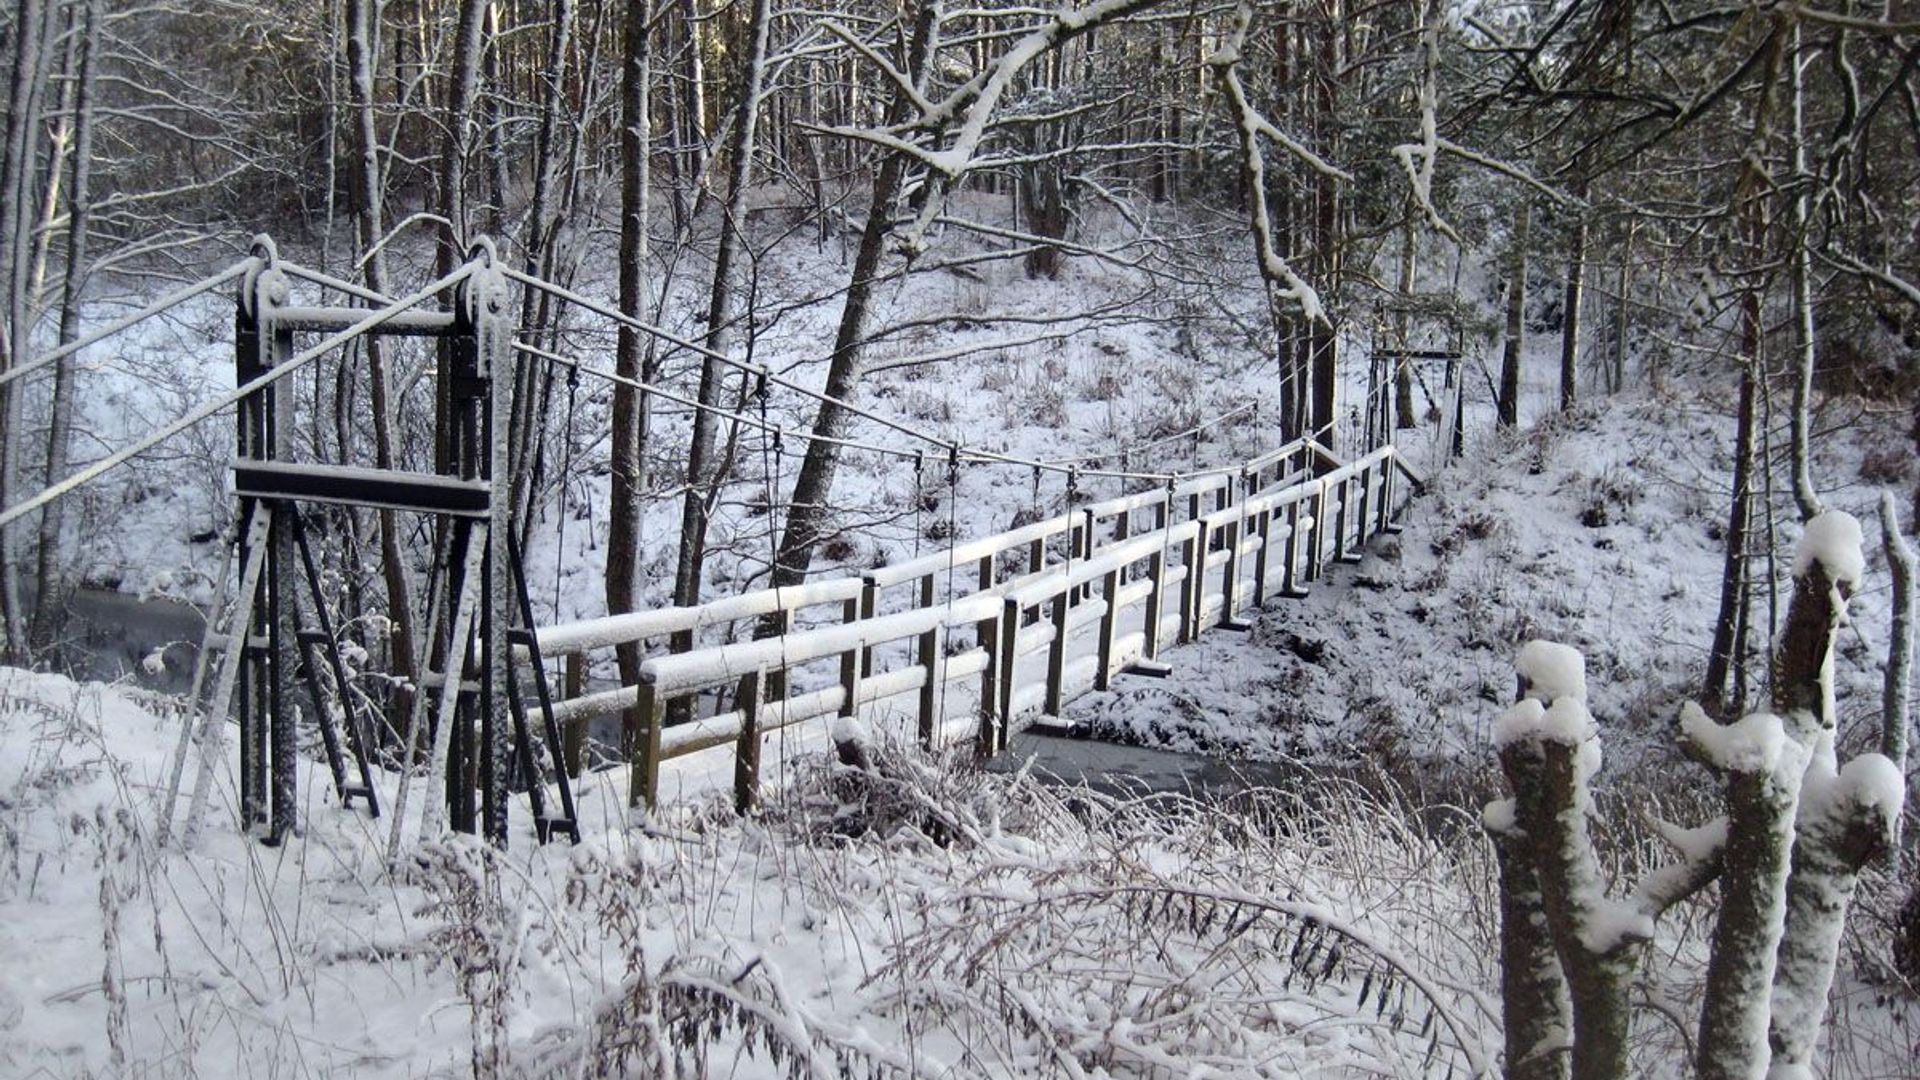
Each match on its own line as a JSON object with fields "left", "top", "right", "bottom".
{"left": 347, "top": 0, "right": 418, "bottom": 712}
{"left": 1489, "top": 824, "right": 1572, "bottom": 1080}
{"left": 1701, "top": 358, "right": 1758, "bottom": 716}
{"left": 1394, "top": 224, "right": 1418, "bottom": 429}
{"left": 772, "top": 2, "right": 940, "bottom": 591}
{"left": 0, "top": 0, "right": 51, "bottom": 663}
{"left": 30, "top": 0, "right": 100, "bottom": 653}
{"left": 510, "top": 0, "right": 576, "bottom": 539}
{"left": 436, "top": 0, "right": 489, "bottom": 276}
{"left": 1498, "top": 202, "right": 1529, "bottom": 431}
{"left": 608, "top": 0, "right": 654, "bottom": 708}
{"left": 672, "top": 0, "right": 771, "bottom": 614}
{"left": 1559, "top": 207, "right": 1586, "bottom": 414}
{"left": 1609, "top": 223, "right": 1630, "bottom": 393}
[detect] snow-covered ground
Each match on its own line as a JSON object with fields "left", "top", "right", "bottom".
{"left": 0, "top": 666, "right": 1505, "bottom": 1077}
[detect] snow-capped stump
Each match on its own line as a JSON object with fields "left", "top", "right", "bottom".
{"left": 1792, "top": 510, "right": 1865, "bottom": 591}
{"left": 1492, "top": 691, "right": 1595, "bottom": 750}
{"left": 1514, "top": 638, "right": 1586, "bottom": 704}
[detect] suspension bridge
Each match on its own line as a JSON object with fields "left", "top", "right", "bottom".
{"left": 0, "top": 236, "right": 1442, "bottom": 850}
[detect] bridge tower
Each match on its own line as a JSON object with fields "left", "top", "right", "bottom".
{"left": 185, "top": 237, "right": 577, "bottom": 847}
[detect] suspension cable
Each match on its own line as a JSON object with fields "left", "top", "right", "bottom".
{"left": 0, "top": 263, "right": 479, "bottom": 530}
{"left": 0, "top": 261, "right": 251, "bottom": 389}
{"left": 503, "top": 266, "right": 1197, "bottom": 484}
{"left": 280, "top": 262, "right": 391, "bottom": 304}
{"left": 514, "top": 342, "right": 929, "bottom": 464}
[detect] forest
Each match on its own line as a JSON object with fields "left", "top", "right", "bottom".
{"left": 1, "top": 0, "right": 1919, "bottom": 1076}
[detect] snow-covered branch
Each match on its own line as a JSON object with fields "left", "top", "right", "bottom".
{"left": 1206, "top": 2, "right": 1331, "bottom": 325}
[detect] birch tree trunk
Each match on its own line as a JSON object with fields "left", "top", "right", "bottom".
{"left": 672, "top": 0, "right": 771, "bottom": 613}
{"left": 347, "top": 0, "right": 418, "bottom": 708}
{"left": 1394, "top": 223, "right": 1417, "bottom": 429}
{"left": 30, "top": 0, "right": 100, "bottom": 653}
{"left": 1558, "top": 199, "right": 1586, "bottom": 414}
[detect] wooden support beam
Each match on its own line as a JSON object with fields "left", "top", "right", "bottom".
{"left": 733, "top": 668, "right": 762, "bottom": 813}
{"left": 629, "top": 680, "right": 662, "bottom": 810}
{"left": 916, "top": 572, "right": 939, "bottom": 746}
{"left": 1095, "top": 568, "right": 1121, "bottom": 690}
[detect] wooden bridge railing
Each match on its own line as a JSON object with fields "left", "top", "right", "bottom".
{"left": 529, "top": 438, "right": 1421, "bottom": 810}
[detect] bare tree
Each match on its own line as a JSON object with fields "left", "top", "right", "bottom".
{"left": 29, "top": 0, "right": 101, "bottom": 652}
{"left": 672, "top": 0, "right": 773, "bottom": 616}
{"left": 607, "top": 0, "right": 655, "bottom": 708}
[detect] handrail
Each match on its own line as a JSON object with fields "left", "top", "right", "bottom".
{"left": 537, "top": 577, "right": 864, "bottom": 656}
{"left": 639, "top": 594, "right": 1002, "bottom": 695}
{"left": 1002, "top": 521, "right": 1203, "bottom": 609}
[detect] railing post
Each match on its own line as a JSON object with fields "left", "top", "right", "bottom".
{"left": 1095, "top": 568, "right": 1120, "bottom": 689}
{"left": 1354, "top": 463, "right": 1373, "bottom": 552}
{"left": 1178, "top": 521, "right": 1202, "bottom": 643}
{"left": 766, "top": 608, "right": 791, "bottom": 702}
{"left": 1079, "top": 507, "right": 1097, "bottom": 600}
{"left": 1142, "top": 494, "right": 1170, "bottom": 657}
{"left": 837, "top": 635, "right": 862, "bottom": 721}
{"left": 629, "top": 678, "right": 662, "bottom": 810}
{"left": 733, "top": 667, "right": 763, "bottom": 813}
{"left": 997, "top": 598, "right": 1020, "bottom": 738}
{"left": 563, "top": 652, "right": 584, "bottom": 778}
{"left": 1332, "top": 474, "right": 1351, "bottom": 563}
{"left": 858, "top": 580, "right": 878, "bottom": 677}
{"left": 976, "top": 607, "right": 1000, "bottom": 756}
{"left": 1223, "top": 470, "right": 1251, "bottom": 621}
{"left": 1252, "top": 501, "right": 1273, "bottom": 607}
{"left": 1044, "top": 589, "right": 1068, "bottom": 715}
{"left": 916, "top": 572, "right": 939, "bottom": 747}
{"left": 1280, "top": 499, "right": 1305, "bottom": 597}
{"left": 1306, "top": 484, "right": 1327, "bottom": 582}
{"left": 1378, "top": 455, "right": 1397, "bottom": 534}
{"left": 1027, "top": 536, "right": 1045, "bottom": 576}
{"left": 837, "top": 597, "right": 859, "bottom": 712}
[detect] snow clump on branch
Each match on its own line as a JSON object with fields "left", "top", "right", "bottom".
{"left": 1516, "top": 639, "right": 1587, "bottom": 704}
{"left": 1793, "top": 511, "right": 1865, "bottom": 589}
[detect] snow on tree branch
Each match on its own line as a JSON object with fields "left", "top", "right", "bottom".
{"left": 1206, "top": 1, "right": 1338, "bottom": 325}
{"left": 1792, "top": 510, "right": 1865, "bottom": 591}
{"left": 1392, "top": 1, "right": 1462, "bottom": 244}
{"left": 811, "top": 0, "right": 1164, "bottom": 257}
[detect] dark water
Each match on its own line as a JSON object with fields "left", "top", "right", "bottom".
{"left": 33, "top": 586, "right": 205, "bottom": 694}
{"left": 994, "top": 730, "right": 1311, "bottom": 797}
